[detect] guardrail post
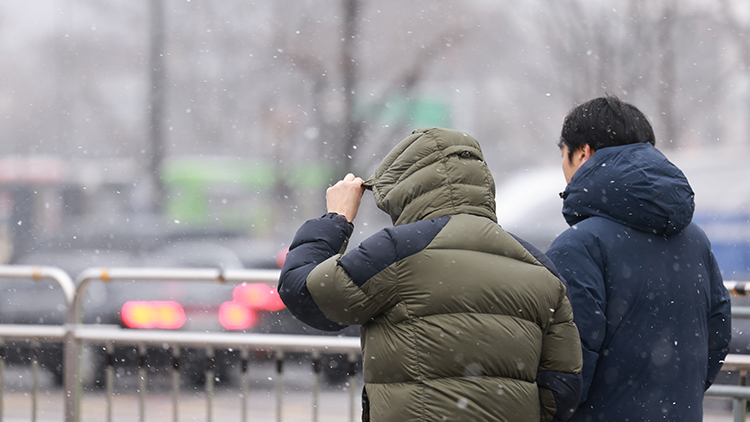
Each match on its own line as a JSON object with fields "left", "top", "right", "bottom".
{"left": 311, "top": 350, "right": 321, "bottom": 422}
{"left": 206, "top": 346, "right": 215, "bottom": 422}
{"left": 737, "top": 369, "right": 748, "bottom": 422}
{"left": 0, "top": 339, "right": 5, "bottom": 422}
{"left": 63, "top": 327, "right": 79, "bottom": 422}
{"left": 172, "top": 347, "right": 180, "bottom": 422}
{"left": 348, "top": 352, "right": 357, "bottom": 422}
{"left": 240, "top": 348, "right": 249, "bottom": 422}
{"left": 276, "top": 351, "right": 284, "bottom": 422}
{"left": 63, "top": 272, "right": 80, "bottom": 422}
{"left": 31, "top": 340, "right": 39, "bottom": 422}
{"left": 106, "top": 342, "right": 115, "bottom": 422}
{"left": 138, "top": 344, "right": 147, "bottom": 422}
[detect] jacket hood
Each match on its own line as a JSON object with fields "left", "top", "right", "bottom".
{"left": 364, "top": 127, "right": 497, "bottom": 226}
{"left": 561, "top": 143, "right": 694, "bottom": 235}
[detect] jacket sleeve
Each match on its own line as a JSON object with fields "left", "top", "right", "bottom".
{"left": 536, "top": 286, "right": 583, "bottom": 422}
{"left": 706, "top": 249, "right": 731, "bottom": 390}
{"left": 277, "top": 213, "right": 353, "bottom": 331}
{"left": 305, "top": 227, "right": 402, "bottom": 326}
{"left": 279, "top": 213, "right": 402, "bottom": 329}
{"left": 546, "top": 229, "right": 606, "bottom": 406}
{"left": 511, "top": 232, "right": 582, "bottom": 421}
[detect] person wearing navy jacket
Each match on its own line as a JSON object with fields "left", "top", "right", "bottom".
{"left": 546, "top": 95, "right": 732, "bottom": 422}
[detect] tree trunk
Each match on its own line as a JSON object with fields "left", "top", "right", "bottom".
{"left": 340, "top": 0, "right": 361, "bottom": 175}
{"left": 656, "top": 3, "right": 678, "bottom": 149}
{"left": 148, "top": 0, "right": 167, "bottom": 213}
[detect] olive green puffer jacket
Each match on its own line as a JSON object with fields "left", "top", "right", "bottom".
{"left": 280, "top": 128, "right": 582, "bottom": 422}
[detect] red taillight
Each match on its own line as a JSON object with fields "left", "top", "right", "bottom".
{"left": 121, "top": 301, "right": 186, "bottom": 330}
{"left": 220, "top": 284, "right": 286, "bottom": 331}
{"left": 233, "top": 283, "right": 286, "bottom": 312}
{"left": 218, "top": 301, "right": 257, "bottom": 330}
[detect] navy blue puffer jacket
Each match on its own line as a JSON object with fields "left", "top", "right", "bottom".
{"left": 546, "top": 143, "right": 731, "bottom": 422}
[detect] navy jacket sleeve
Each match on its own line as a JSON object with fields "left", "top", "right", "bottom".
{"left": 706, "top": 249, "right": 731, "bottom": 390}
{"left": 277, "top": 213, "right": 352, "bottom": 331}
{"left": 546, "top": 228, "right": 606, "bottom": 405}
{"left": 513, "top": 232, "right": 582, "bottom": 421}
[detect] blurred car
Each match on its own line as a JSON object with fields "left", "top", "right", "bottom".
{"left": 6, "top": 214, "right": 358, "bottom": 387}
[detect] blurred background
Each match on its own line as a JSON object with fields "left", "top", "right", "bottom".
{"left": 0, "top": 0, "right": 748, "bottom": 276}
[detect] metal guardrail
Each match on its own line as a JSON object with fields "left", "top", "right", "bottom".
{"left": 0, "top": 265, "right": 75, "bottom": 305}
{"left": 67, "top": 267, "right": 363, "bottom": 422}
{"left": 66, "top": 267, "right": 285, "bottom": 422}
{"left": 2, "top": 267, "right": 750, "bottom": 421}
{"left": 0, "top": 324, "right": 361, "bottom": 422}
{"left": 0, "top": 325, "right": 68, "bottom": 422}
{"left": 708, "top": 283, "right": 750, "bottom": 422}
{"left": 0, "top": 265, "right": 74, "bottom": 422}
{"left": 0, "top": 266, "right": 362, "bottom": 422}
{"left": 73, "top": 327, "right": 361, "bottom": 422}
{"left": 707, "top": 354, "right": 750, "bottom": 422}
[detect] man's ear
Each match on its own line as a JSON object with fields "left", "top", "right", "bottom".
{"left": 579, "top": 144, "right": 595, "bottom": 164}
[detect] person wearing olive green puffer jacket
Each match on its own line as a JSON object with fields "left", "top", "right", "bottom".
{"left": 279, "top": 127, "right": 583, "bottom": 422}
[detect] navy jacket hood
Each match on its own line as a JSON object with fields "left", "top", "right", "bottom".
{"left": 561, "top": 143, "right": 695, "bottom": 236}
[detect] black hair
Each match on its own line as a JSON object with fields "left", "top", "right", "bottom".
{"left": 559, "top": 94, "right": 656, "bottom": 160}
